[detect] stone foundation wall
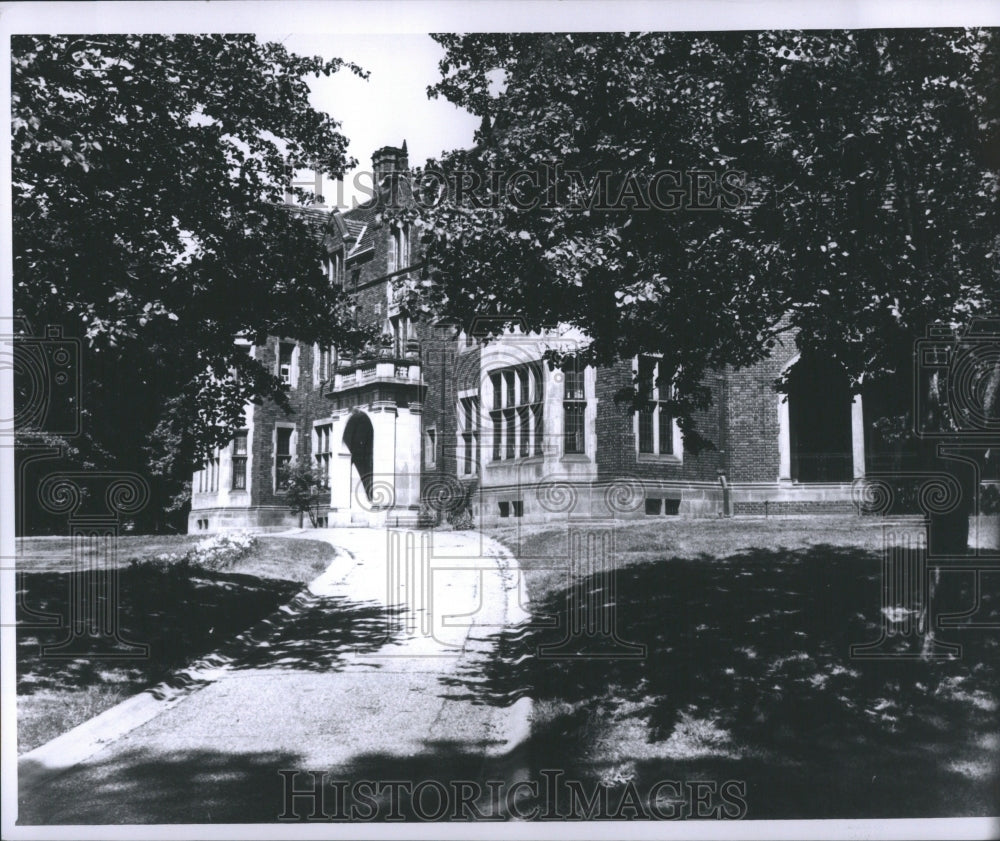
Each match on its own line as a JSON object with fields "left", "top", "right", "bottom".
{"left": 470, "top": 479, "right": 724, "bottom": 527}
{"left": 188, "top": 505, "right": 300, "bottom": 533}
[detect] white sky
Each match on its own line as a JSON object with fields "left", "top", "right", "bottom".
{"left": 271, "top": 33, "right": 481, "bottom": 208}
{"left": 6, "top": 1, "right": 998, "bottom": 210}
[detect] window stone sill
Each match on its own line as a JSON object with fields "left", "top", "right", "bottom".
{"left": 487, "top": 455, "right": 544, "bottom": 467}
{"left": 636, "top": 453, "right": 683, "bottom": 464}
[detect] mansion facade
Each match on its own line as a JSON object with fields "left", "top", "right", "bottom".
{"left": 189, "top": 144, "right": 872, "bottom": 532}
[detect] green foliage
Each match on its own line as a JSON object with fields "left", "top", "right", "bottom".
{"left": 278, "top": 461, "right": 329, "bottom": 527}
{"left": 446, "top": 505, "right": 475, "bottom": 531}
{"left": 153, "top": 530, "right": 260, "bottom": 571}
{"left": 12, "top": 35, "right": 371, "bottom": 528}
{"left": 415, "top": 30, "right": 1000, "bottom": 448}
{"left": 417, "top": 501, "right": 443, "bottom": 529}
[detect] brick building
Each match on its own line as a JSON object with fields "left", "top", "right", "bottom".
{"left": 189, "top": 145, "right": 868, "bottom": 532}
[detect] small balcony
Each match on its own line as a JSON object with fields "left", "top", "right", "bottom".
{"left": 326, "top": 354, "right": 422, "bottom": 395}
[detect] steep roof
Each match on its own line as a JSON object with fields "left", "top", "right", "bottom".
{"left": 341, "top": 173, "right": 415, "bottom": 259}
{"left": 342, "top": 201, "right": 378, "bottom": 257}
{"left": 283, "top": 202, "right": 350, "bottom": 258}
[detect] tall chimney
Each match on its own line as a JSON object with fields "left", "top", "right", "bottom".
{"left": 372, "top": 141, "right": 409, "bottom": 185}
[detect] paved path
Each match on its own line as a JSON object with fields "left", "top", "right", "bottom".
{"left": 17, "top": 528, "right": 532, "bottom": 824}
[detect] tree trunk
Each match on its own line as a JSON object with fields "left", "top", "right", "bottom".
{"left": 927, "top": 488, "right": 973, "bottom": 556}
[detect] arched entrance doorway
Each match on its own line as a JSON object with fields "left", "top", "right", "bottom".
{"left": 786, "top": 355, "right": 854, "bottom": 482}
{"left": 343, "top": 411, "right": 374, "bottom": 502}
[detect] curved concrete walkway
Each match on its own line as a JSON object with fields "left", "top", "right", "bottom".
{"left": 17, "top": 528, "right": 532, "bottom": 824}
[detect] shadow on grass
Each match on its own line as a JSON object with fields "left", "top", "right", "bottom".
{"left": 18, "top": 746, "right": 305, "bottom": 824}
{"left": 217, "top": 593, "right": 398, "bottom": 673}
{"left": 20, "top": 737, "right": 994, "bottom": 823}
{"left": 18, "top": 565, "right": 297, "bottom": 695}
{"left": 440, "top": 544, "right": 1000, "bottom": 818}
{"left": 17, "top": 563, "right": 398, "bottom": 695}
{"left": 18, "top": 742, "right": 516, "bottom": 824}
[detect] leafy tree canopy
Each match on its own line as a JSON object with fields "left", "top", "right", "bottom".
{"left": 278, "top": 461, "right": 330, "bottom": 528}
{"left": 12, "top": 34, "right": 371, "bottom": 524}
{"left": 414, "top": 30, "right": 999, "bottom": 450}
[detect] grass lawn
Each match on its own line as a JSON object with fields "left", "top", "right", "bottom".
{"left": 16, "top": 535, "right": 335, "bottom": 755}
{"left": 478, "top": 516, "right": 999, "bottom": 819}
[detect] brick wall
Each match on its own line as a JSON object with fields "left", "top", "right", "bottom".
{"left": 724, "top": 329, "right": 798, "bottom": 483}
{"left": 420, "top": 323, "right": 456, "bottom": 477}
{"left": 416, "top": 323, "right": 485, "bottom": 513}
{"left": 249, "top": 338, "right": 336, "bottom": 511}
{"left": 195, "top": 156, "right": 858, "bottom": 528}
{"left": 594, "top": 360, "right": 723, "bottom": 484}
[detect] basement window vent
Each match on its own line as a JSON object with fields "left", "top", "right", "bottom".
{"left": 645, "top": 498, "right": 662, "bottom": 515}
{"left": 498, "top": 501, "right": 510, "bottom": 518}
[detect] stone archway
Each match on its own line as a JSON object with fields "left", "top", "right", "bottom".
{"left": 343, "top": 410, "right": 374, "bottom": 502}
